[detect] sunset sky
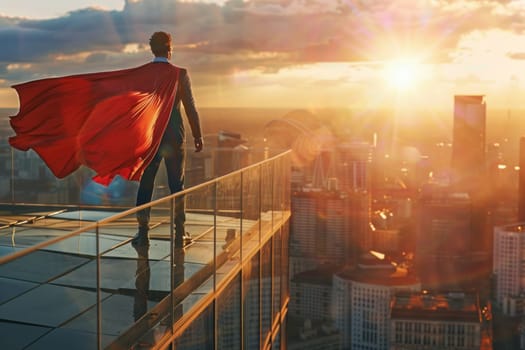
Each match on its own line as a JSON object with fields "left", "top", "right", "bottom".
{"left": 1, "top": 0, "right": 525, "bottom": 110}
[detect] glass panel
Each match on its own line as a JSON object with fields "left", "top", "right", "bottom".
{"left": 272, "top": 154, "right": 284, "bottom": 226}
{"left": 174, "top": 303, "right": 214, "bottom": 350}
{"left": 217, "top": 273, "right": 241, "bottom": 350}
{"left": 12, "top": 148, "right": 58, "bottom": 204}
{"left": 241, "top": 165, "right": 261, "bottom": 262}
{"left": 215, "top": 173, "right": 242, "bottom": 286}
{"left": 173, "top": 182, "right": 217, "bottom": 319}
{"left": 243, "top": 252, "right": 260, "bottom": 350}
{"left": 184, "top": 180, "right": 216, "bottom": 253}
{"left": 0, "top": 150, "right": 292, "bottom": 349}
{"left": 282, "top": 152, "right": 292, "bottom": 214}
{"left": 261, "top": 239, "right": 272, "bottom": 340}
{"left": 273, "top": 229, "right": 282, "bottom": 322}
{"left": 0, "top": 227, "right": 102, "bottom": 348}
{"left": 0, "top": 143, "right": 12, "bottom": 203}
{"left": 260, "top": 162, "right": 273, "bottom": 240}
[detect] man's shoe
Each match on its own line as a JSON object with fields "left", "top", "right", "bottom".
{"left": 183, "top": 232, "right": 193, "bottom": 245}
{"left": 131, "top": 231, "right": 150, "bottom": 246}
{"left": 175, "top": 232, "right": 193, "bottom": 249}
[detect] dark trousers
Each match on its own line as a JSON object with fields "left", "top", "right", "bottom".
{"left": 136, "top": 143, "right": 186, "bottom": 247}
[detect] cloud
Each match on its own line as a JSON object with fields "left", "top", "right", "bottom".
{"left": 508, "top": 52, "right": 525, "bottom": 60}
{"left": 0, "top": 0, "right": 524, "bottom": 99}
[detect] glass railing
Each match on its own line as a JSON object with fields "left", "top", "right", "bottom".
{"left": 0, "top": 139, "right": 277, "bottom": 208}
{"left": 0, "top": 150, "right": 291, "bottom": 349}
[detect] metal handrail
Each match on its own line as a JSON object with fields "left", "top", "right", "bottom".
{"left": 0, "top": 150, "right": 291, "bottom": 266}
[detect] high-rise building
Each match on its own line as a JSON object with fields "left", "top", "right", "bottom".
{"left": 290, "top": 190, "right": 347, "bottom": 273}
{"left": 416, "top": 185, "right": 472, "bottom": 289}
{"left": 451, "top": 95, "right": 486, "bottom": 189}
{"left": 289, "top": 266, "right": 336, "bottom": 322}
{"left": 519, "top": 137, "right": 525, "bottom": 222}
{"left": 451, "top": 95, "right": 490, "bottom": 254}
{"left": 390, "top": 291, "right": 483, "bottom": 349}
{"left": 290, "top": 187, "right": 370, "bottom": 274}
{"left": 493, "top": 223, "right": 525, "bottom": 316}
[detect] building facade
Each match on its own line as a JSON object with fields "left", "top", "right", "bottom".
{"left": 390, "top": 291, "right": 482, "bottom": 349}
{"left": 332, "top": 254, "right": 421, "bottom": 350}
{"left": 493, "top": 223, "right": 525, "bottom": 315}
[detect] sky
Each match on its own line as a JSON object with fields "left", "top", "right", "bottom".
{"left": 2, "top": 0, "right": 525, "bottom": 111}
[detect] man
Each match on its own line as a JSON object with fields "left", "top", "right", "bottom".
{"left": 9, "top": 31, "right": 202, "bottom": 248}
{"left": 132, "top": 31, "right": 203, "bottom": 247}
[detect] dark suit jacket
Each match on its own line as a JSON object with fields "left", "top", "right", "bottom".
{"left": 160, "top": 65, "right": 202, "bottom": 146}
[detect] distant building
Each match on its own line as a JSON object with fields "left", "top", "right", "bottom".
{"left": 215, "top": 130, "right": 250, "bottom": 177}
{"left": 288, "top": 318, "right": 342, "bottom": 350}
{"left": 290, "top": 187, "right": 370, "bottom": 270}
{"left": 332, "top": 253, "right": 421, "bottom": 350}
{"left": 390, "top": 291, "right": 483, "bottom": 349}
{"left": 289, "top": 265, "right": 337, "bottom": 322}
{"left": 451, "top": 95, "right": 486, "bottom": 189}
{"left": 493, "top": 223, "right": 525, "bottom": 316}
{"left": 416, "top": 185, "right": 472, "bottom": 289}
{"left": 290, "top": 189, "right": 346, "bottom": 265}
{"left": 335, "top": 141, "right": 372, "bottom": 193}
{"left": 370, "top": 226, "right": 399, "bottom": 253}
{"left": 451, "top": 95, "right": 490, "bottom": 255}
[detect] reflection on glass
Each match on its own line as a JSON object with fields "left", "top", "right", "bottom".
{"left": 243, "top": 252, "right": 260, "bottom": 349}
{"left": 173, "top": 247, "right": 185, "bottom": 324}
{"left": 174, "top": 303, "right": 214, "bottom": 349}
{"left": 261, "top": 240, "right": 272, "bottom": 339}
{"left": 133, "top": 244, "right": 150, "bottom": 323}
{"left": 131, "top": 243, "right": 154, "bottom": 348}
{"left": 217, "top": 273, "right": 241, "bottom": 350}
{"left": 273, "top": 230, "right": 282, "bottom": 322}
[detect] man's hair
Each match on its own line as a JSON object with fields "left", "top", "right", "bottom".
{"left": 149, "top": 31, "right": 171, "bottom": 56}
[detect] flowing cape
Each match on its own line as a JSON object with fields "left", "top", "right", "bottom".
{"left": 9, "top": 63, "right": 180, "bottom": 186}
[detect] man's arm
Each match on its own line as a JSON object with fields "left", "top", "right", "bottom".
{"left": 179, "top": 69, "right": 203, "bottom": 152}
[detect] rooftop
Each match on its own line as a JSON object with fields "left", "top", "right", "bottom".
{"left": 391, "top": 291, "right": 481, "bottom": 323}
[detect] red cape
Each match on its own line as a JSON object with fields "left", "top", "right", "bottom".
{"left": 9, "top": 63, "right": 180, "bottom": 186}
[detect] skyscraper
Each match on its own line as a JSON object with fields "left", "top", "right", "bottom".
{"left": 451, "top": 95, "right": 486, "bottom": 189}
{"left": 518, "top": 137, "right": 525, "bottom": 222}
{"left": 416, "top": 185, "right": 472, "bottom": 289}
{"left": 450, "top": 95, "right": 490, "bottom": 257}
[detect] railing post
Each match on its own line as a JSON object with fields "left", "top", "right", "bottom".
{"left": 258, "top": 163, "right": 263, "bottom": 347}
{"left": 170, "top": 196, "right": 175, "bottom": 339}
{"left": 96, "top": 223, "right": 102, "bottom": 350}
{"left": 213, "top": 181, "right": 218, "bottom": 350}
{"left": 240, "top": 170, "right": 244, "bottom": 350}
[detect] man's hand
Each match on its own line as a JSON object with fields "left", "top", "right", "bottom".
{"left": 194, "top": 137, "right": 203, "bottom": 152}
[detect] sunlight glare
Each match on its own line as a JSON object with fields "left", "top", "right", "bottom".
{"left": 384, "top": 59, "right": 424, "bottom": 92}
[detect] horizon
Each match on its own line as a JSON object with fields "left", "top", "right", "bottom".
{"left": 2, "top": 1, "right": 525, "bottom": 110}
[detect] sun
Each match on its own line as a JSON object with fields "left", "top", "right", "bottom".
{"left": 384, "top": 58, "right": 424, "bottom": 92}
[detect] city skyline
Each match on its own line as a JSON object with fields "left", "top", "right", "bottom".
{"left": 2, "top": 0, "right": 525, "bottom": 110}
